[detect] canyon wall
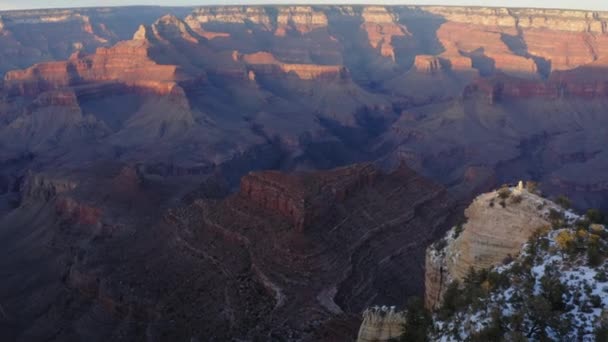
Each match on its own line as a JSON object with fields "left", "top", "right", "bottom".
{"left": 425, "top": 184, "right": 556, "bottom": 309}
{"left": 239, "top": 163, "right": 379, "bottom": 231}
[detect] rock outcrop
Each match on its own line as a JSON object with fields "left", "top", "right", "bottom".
{"left": 19, "top": 172, "right": 78, "bottom": 203}
{"left": 425, "top": 184, "right": 556, "bottom": 309}
{"left": 185, "top": 6, "right": 273, "bottom": 31}
{"left": 240, "top": 163, "right": 379, "bottom": 231}
{"left": 361, "top": 6, "right": 410, "bottom": 61}
{"left": 239, "top": 51, "right": 346, "bottom": 80}
{"left": 275, "top": 6, "right": 328, "bottom": 36}
{"left": 413, "top": 55, "right": 443, "bottom": 74}
{"left": 356, "top": 306, "right": 406, "bottom": 342}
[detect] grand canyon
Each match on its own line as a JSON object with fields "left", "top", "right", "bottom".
{"left": 1, "top": 4, "right": 608, "bottom": 341}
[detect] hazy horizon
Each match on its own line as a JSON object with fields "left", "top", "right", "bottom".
{"left": 1, "top": 0, "right": 608, "bottom": 12}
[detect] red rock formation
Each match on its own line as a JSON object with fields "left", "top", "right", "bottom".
{"left": 240, "top": 163, "right": 379, "bottom": 231}
{"left": 436, "top": 22, "right": 538, "bottom": 78}
{"left": 360, "top": 6, "right": 410, "bottom": 61}
{"left": 3, "top": 24, "right": 190, "bottom": 98}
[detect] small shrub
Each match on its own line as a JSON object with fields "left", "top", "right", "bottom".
{"left": 555, "top": 195, "right": 572, "bottom": 209}
{"left": 549, "top": 209, "right": 565, "bottom": 229}
{"left": 526, "top": 181, "right": 539, "bottom": 194}
{"left": 511, "top": 194, "right": 523, "bottom": 204}
{"left": 590, "top": 295, "right": 602, "bottom": 308}
{"left": 588, "top": 245, "right": 603, "bottom": 267}
{"left": 556, "top": 230, "right": 575, "bottom": 251}
{"left": 499, "top": 200, "right": 506, "bottom": 208}
{"left": 595, "top": 270, "right": 608, "bottom": 282}
{"left": 587, "top": 209, "right": 605, "bottom": 224}
{"left": 400, "top": 297, "right": 431, "bottom": 342}
{"left": 498, "top": 186, "right": 511, "bottom": 200}
{"left": 502, "top": 254, "right": 514, "bottom": 265}
{"left": 433, "top": 238, "right": 447, "bottom": 252}
{"left": 453, "top": 224, "right": 464, "bottom": 239}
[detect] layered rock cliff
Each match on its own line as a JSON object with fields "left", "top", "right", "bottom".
{"left": 240, "top": 163, "right": 378, "bottom": 231}
{"left": 360, "top": 6, "right": 410, "bottom": 62}
{"left": 425, "top": 183, "right": 558, "bottom": 309}
{"left": 275, "top": 6, "right": 328, "bottom": 36}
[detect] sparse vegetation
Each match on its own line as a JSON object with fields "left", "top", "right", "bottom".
{"left": 400, "top": 297, "right": 431, "bottom": 342}
{"left": 510, "top": 194, "right": 523, "bottom": 204}
{"left": 453, "top": 223, "right": 464, "bottom": 239}
{"left": 498, "top": 185, "right": 511, "bottom": 200}
{"left": 525, "top": 181, "right": 540, "bottom": 194}
{"left": 424, "top": 220, "right": 608, "bottom": 341}
{"left": 587, "top": 209, "right": 605, "bottom": 224}
{"left": 555, "top": 195, "right": 572, "bottom": 209}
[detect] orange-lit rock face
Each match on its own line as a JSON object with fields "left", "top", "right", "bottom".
{"left": 413, "top": 55, "right": 443, "bottom": 74}
{"left": 428, "top": 6, "right": 608, "bottom": 74}
{"left": 240, "top": 51, "right": 346, "bottom": 80}
{"left": 4, "top": 31, "right": 182, "bottom": 97}
{"left": 360, "top": 6, "right": 410, "bottom": 61}
{"left": 436, "top": 22, "right": 538, "bottom": 78}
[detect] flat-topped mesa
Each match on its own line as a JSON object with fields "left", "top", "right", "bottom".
{"left": 424, "top": 6, "right": 608, "bottom": 33}
{"left": 360, "top": 6, "right": 410, "bottom": 61}
{"left": 239, "top": 163, "right": 379, "bottom": 232}
{"left": 425, "top": 184, "right": 556, "bottom": 310}
{"left": 239, "top": 51, "right": 347, "bottom": 80}
{"left": 275, "top": 6, "right": 328, "bottom": 36}
{"left": 356, "top": 306, "right": 406, "bottom": 342}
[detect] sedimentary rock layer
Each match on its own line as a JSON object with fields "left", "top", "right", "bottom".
{"left": 425, "top": 186, "right": 555, "bottom": 309}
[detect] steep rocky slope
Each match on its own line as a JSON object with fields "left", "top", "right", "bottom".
{"left": 425, "top": 187, "right": 608, "bottom": 340}
{"left": 358, "top": 184, "right": 608, "bottom": 341}
{"left": 425, "top": 183, "right": 556, "bottom": 309}
{"left": 0, "top": 163, "right": 454, "bottom": 341}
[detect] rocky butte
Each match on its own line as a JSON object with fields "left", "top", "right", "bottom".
{"left": 425, "top": 182, "right": 558, "bottom": 309}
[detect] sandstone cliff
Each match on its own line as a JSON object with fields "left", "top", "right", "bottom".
{"left": 360, "top": 6, "right": 411, "bottom": 61}
{"left": 356, "top": 306, "right": 406, "bottom": 342}
{"left": 275, "top": 6, "right": 328, "bottom": 36}
{"left": 425, "top": 183, "right": 558, "bottom": 309}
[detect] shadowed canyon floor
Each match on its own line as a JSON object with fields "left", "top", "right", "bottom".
{"left": 1, "top": 4, "right": 608, "bottom": 341}
{"left": 0, "top": 163, "right": 455, "bottom": 341}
